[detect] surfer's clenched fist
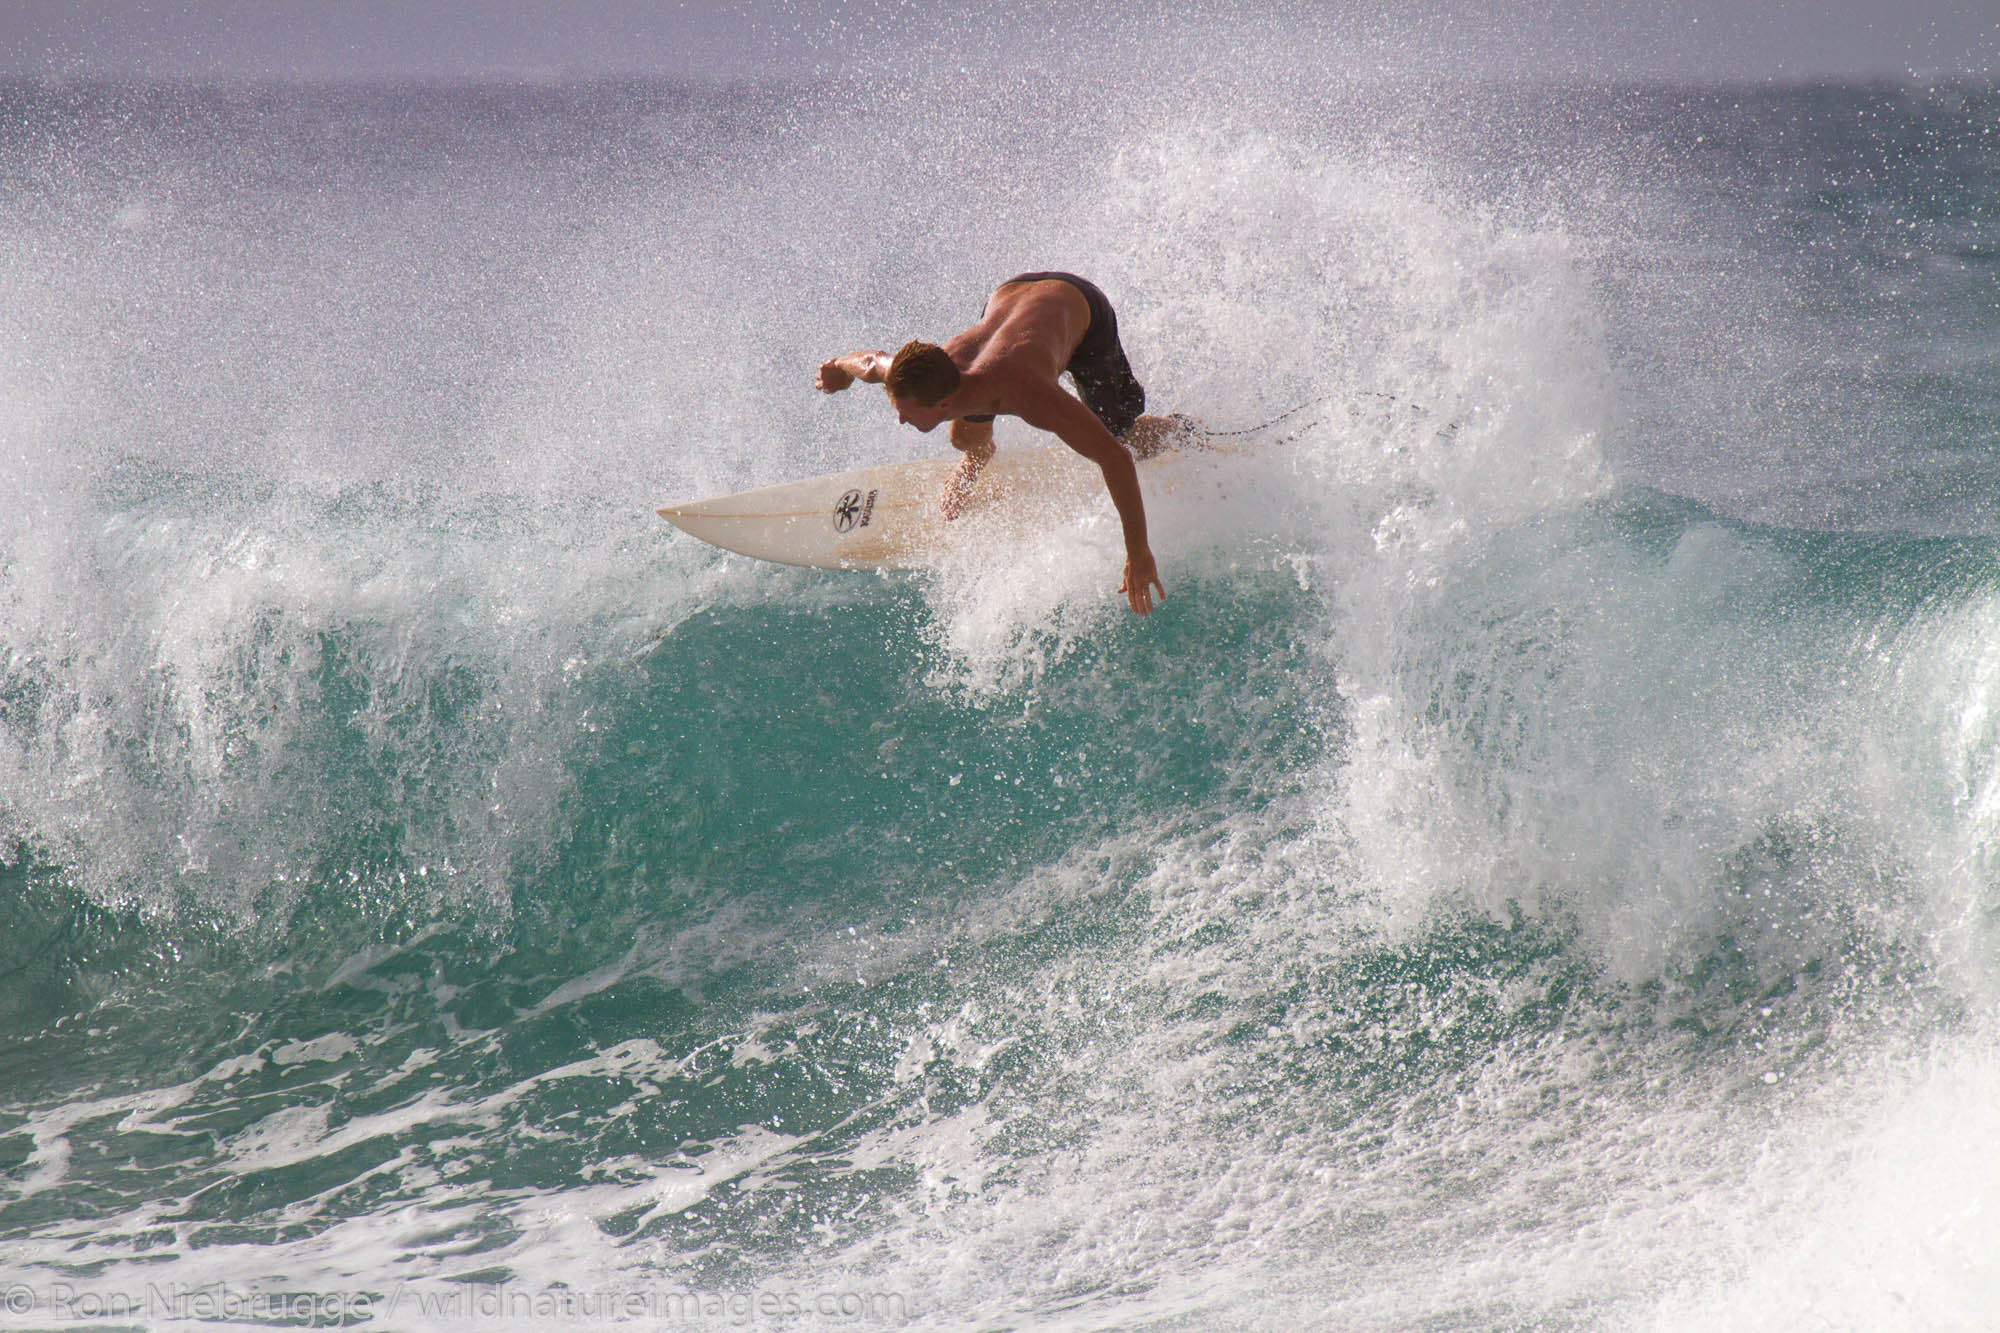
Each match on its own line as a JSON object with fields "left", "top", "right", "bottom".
{"left": 815, "top": 351, "right": 890, "bottom": 394}
{"left": 817, "top": 272, "right": 1187, "bottom": 616}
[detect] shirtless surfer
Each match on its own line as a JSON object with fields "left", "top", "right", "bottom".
{"left": 815, "top": 271, "right": 1187, "bottom": 616}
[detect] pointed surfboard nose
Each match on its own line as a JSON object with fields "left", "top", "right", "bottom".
{"left": 654, "top": 456, "right": 961, "bottom": 570}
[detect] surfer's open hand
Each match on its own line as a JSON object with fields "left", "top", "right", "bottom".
{"left": 1121, "top": 548, "right": 1165, "bottom": 616}
{"left": 939, "top": 431, "right": 995, "bottom": 520}
{"left": 940, "top": 456, "right": 983, "bottom": 520}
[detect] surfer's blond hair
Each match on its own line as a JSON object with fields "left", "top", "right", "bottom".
{"left": 885, "top": 341, "right": 960, "bottom": 405}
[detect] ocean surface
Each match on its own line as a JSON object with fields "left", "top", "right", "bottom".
{"left": 1, "top": 60, "right": 1997, "bottom": 1333}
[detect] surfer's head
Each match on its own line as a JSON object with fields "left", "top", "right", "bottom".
{"left": 885, "top": 340, "right": 960, "bottom": 427}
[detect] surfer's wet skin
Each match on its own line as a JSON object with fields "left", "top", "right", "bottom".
{"left": 2, "top": 71, "right": 1997, "bottom": 1333}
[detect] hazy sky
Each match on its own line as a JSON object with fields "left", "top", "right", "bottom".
{"left": 1, "top": 0, "right": 1994, "bottom": 82}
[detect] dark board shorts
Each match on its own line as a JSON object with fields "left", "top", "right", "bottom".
{"left": 964, "top": 272, "right": 1147, "bottom": 437}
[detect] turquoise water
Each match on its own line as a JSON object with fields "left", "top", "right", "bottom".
{"left": 2, "top": 70, "right": 1998, "bottom": 1330}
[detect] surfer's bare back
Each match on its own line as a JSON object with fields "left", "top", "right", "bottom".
{"left": 815, "top": 271, "right": 1184, "bottom": 617}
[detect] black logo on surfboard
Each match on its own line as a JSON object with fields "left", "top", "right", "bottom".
{"left": 833, "top": 488, "right": 878, "bottom": 533}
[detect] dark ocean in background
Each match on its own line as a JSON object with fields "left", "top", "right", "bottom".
{"left": 1, "top": 58, "right": 1996, "bottom": 1332}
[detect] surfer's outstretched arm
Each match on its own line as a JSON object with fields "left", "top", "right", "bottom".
{"left": 815, "top": 350, "right": 891, "bottom": 392}
{"left": 940, "top": 417, "right": 995, "bottom": 520}
{"left": 1018, "top": 386, "right": 1164, "bottom": 616}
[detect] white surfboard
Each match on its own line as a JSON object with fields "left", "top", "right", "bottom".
{"left": 654, "top": 408, "right": 1325, "bottom": 571}
{"left": 657, "top": 445, "right": 1156, "bottom": 571}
